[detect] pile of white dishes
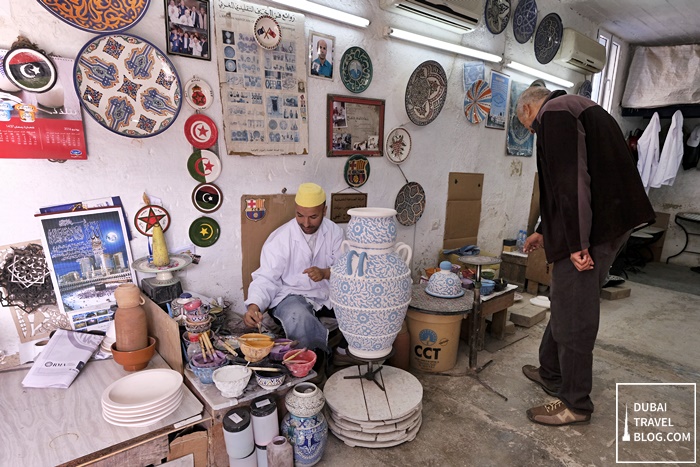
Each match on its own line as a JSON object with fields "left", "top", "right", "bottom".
{"left": 100, "top": 321, "right": 117, "bottom": 354}
{"left": 102, "top": 369, "right": 183, "bottom": 427}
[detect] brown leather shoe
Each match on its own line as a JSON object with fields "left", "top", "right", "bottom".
{"left": 527, "top": 399, "right": 591, "bottom": 426}
{"left": 522, "top": 365, "right": 560, "bottom": 397}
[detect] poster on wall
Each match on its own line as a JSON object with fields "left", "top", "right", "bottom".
{"left": 37, "top": 207, "right": 136, "bottom": 332}
{"left": 507, "top": 80, "right": 534, "bottom": 156}
{"left": 215, "top": 0, "right": 309, "bottom": 156}
{"left": 0, "top": 50, "right": 87, "bottom": 160}
{"left": 485, "top": 70, "right": 510, "bottom": 130}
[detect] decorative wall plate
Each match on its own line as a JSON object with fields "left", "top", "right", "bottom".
{"left": 385, "top": 127, "right": 412, "bottom": 164}
{"left": 37, "top": 0, "right": 150, "bottom": 33}
{"left": 187, "top": 149, "right": 222, "bottom": 183}
{"left": 184, "top": 77, "right": 214, "bottom": 110}
{"left": 192, "top": 183, "right": 223, "bottom": 213}
{"left": 577, "top": 80, "right": 593, "bottom": 99}
{"left": 395, "top": 182, "right": 426, "bottom": 226}
{"left": 405, "top": 61, "right": 447, "bottom": 126}
{"left": 134, "top": 205, "right": 171, "bottom": 236}
{"left": 74, "top": 34, "right": 182, "bottom": 138}
{"left": 513, "top": 0, "right": 538, "bottom": 43}
{"left": 184, "top": 114, "right": 218, "bottom": 149}
{"left": 534, "top": 13, "right": 563, "bottom": 64}
{"left": 254, "top": 15, "right": 281, "bottom": 50}
{"left": 3, "top": 48, "right": 57, "bottom": 93}
{"left": 189, "top": 217, "right": 220, "bottom": 247}
{"left": 340, "top": 47, "right": 373, "bottom": 93}
{"left": 485, "top": 0, "right": 511, "bottom": 35}
{"left": 344, "top": 154, "right": 370, "bottom": 187}
{"left": 464, "top": 79, "right": 492, "bottom": 124}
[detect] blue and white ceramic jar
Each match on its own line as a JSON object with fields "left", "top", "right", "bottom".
{"left": 330, "top": 208, "right": 412, "bottom": 359}
{"left": 280, "top": 412, "right": 328, "bottom": 467}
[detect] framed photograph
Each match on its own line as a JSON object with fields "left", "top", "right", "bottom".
{"left": 486, "top": 69, "right": 510, "bottom": 129}
{"left": 37, "top": 207, "right": 137, "bottom": 329}
{"left": 327, "top": 94, "right": 385, "bottom": 157}
{"left": 165, "top": 0, "right": 211, "bottom": 61}
{"left": 309, "top": 32, "right": 335, "bottom": 80}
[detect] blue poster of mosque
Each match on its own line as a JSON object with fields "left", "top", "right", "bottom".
{"left": 39, "top": 207, "right": 136, "bottom": 318}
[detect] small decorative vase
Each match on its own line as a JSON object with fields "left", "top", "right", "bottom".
{"left": 330, "top": 207, "right": 412, "bottom": 359}
{"left": 267, "top": 435, "right": 293, "bottom": 467}
{"left": 285, "top": 382, "right": 325, "bottom": 418}
{"left": 280, "top": 412, "right": 328, "bottom": 467}
{"left": 113, "top": 283, "right": 148, "bottom": 352}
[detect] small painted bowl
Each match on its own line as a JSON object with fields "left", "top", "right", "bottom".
{"left": 239, "top": 333, "right": 274, "bottom": 362}
{"left": 190, "top": 349, "right": 228, "bottom": 368}
{"left": 481, "top": 279, "right": 495, "bottom": 296}
{"left": 186, "top": 310, "right": 209, "bottom": 322}
{"left": 190, "top": 359, "right": 228, "bottom": 384}
{"left": 254, "top": 365, "right": 286, "bottom": 391}
{"left": 270, "top": 338, "right": 295, "bottom": 361}
{"left": 185, "top": 317, "right": 211, "bottom": 334}
{"left": 282, "top": 349, "right": 316, "bottom": 378}
{"left": 213, "top": 365, "right": 252, "bottom": 397}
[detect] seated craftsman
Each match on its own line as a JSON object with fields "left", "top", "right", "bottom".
{"left": 243, "top": 183, "right": 350, "bottom": 369}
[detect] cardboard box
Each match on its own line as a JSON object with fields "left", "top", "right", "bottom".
{"left": 648, "top": 211, "right": 670, "bottom": 262}
{"left": 168, "top": 430, "right": 208, "bottom": 467}
{"left": 525, "top": 248, "right": 551, "bottom": 285}
{"left": 443, "top": 173, "right": 483, "bottom": 250}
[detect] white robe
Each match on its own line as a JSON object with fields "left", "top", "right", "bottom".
{"left": 245, "top": 217, "right": 344, "bottom": 311}
{"left": 636, "top": 112, "right": 660, "bottom": 193}
{"left": 650, "top": 110, "right": 684, "bottom": 188}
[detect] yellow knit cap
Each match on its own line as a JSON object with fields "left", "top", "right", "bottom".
{"left": 295, "top": 183, "right": 326, "bottom": 207}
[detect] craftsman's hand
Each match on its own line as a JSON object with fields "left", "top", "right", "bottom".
{"left": 303, "top": 266, "right": 329, "bottom": 282}
{"left": 523, "top": 232, "right": 544, "bottom": 253}
{"left": 570, "top": 249, "right": 594, "bottom": 271}
{"left": 243, "top": 304, "right": 264, "bottom": 328}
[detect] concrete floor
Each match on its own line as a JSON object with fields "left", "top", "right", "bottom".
{"left": 318, "top": 281, "right": 699, "bottom": 466}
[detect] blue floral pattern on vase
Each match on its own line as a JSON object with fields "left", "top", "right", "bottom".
{"left": 281, "top": 412, "right": 328, "bottom": 467}
{"left": 330, "top": 208, "right": 412, "bottom": 359}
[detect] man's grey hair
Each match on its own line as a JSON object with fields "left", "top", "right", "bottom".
{"left": 516, "top": 86, "right": 551, "bottom": 119}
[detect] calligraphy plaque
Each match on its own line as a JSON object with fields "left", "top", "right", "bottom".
{"left": 330, "top": 193, "right": 368, "bottom": 223}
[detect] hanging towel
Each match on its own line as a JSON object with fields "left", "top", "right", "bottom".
{"left": 636, "top": 112, "right": 660, "bottom": 193}
{"left": 650, "top": 110, "right": 684, "bottom": 188}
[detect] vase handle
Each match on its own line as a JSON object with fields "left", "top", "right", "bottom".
{"left": 345, "top": 250, "right": 358, "bottom": 275}
{"left": 394, "top": 242, "right": 413, "bottom": 267}
{"left": 357, "top": 252, "right": 367, "bottom": 277}
{"left": 139, "top": 295, "right": 145, "bottom": 305}
{"left": 340, "top": 239, "right": 352, "bottom": 254}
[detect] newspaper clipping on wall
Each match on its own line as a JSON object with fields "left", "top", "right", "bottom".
{"left": 216, "top": 0, "right": 308, "bottom": 156}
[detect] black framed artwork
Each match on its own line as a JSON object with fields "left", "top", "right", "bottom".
{"left": 165, "top": 0, "right": 211, "bottom": 60}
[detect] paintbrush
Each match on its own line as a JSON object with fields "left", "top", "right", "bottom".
{"left": 283, "top": 348, "right": 306, "bottom": 362}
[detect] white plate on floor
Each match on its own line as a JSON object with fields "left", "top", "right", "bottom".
{"left": 530, "top": 296, "right": 550, "bottom": 308}
{"left": 514, "top": 293, "right": 523, "bottom": 301}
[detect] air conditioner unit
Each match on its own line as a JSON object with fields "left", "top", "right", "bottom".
{"left": 555, "top": 29, "right": 606, "bottom": 73}
{"left": 380, "top": 0, "right": 481, "bottom": 34}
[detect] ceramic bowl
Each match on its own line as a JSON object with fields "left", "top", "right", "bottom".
{"left": 425, "top": 261, "right": 464, "bottom": 298}
{"left": 191, "top": 360, "right": 227, "bottom": 384}
{"left": 185, "top": 317, "right": 211, "bottom": 334}
{"left": 282, "top": 349, "right": 316, "bottom": 377}
{"left": 212, "top": 365, "right": 252, "bottom": 397}
{"left": 186, "top": 310, "right": 209, "bottom": 322}
{"left": 270, "top": 338, "right": 295, "bottom": 361}
{"left": 481, "top": 279, "right": 495, "bottom": 296}
{"left": 111, "top": 336, "right": 156, "bottom": 371}
{"left": 481, "top": 269, "right": 496, "bottom": 280}
{"left": 239, "top": 333, "right": 274, "bottom": 362}
{"left": 190, "top": 349, "right": 228, "bottom": 368}
{"left": 494, "top": 277, "right": 508, "bottom": 292}
{"left": 254, "top": 365, "right": 287, "bottom": 391}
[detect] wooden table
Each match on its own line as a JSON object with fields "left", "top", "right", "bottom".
{"left": 0, "top": 353, "right": 204, "bottom": 467}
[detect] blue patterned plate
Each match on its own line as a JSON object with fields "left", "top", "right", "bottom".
{"left": 513, "top": 0, "right": 538, "bottom": 43}
{"left": 534, "top": 13, "right": 563, "bottom": 64}
{"left": 485, "top": 0, "right": 511, "bottom": 35}
{"left": 74, "top": 34, "right": 182, "bottom": 138}
{"left": 464, "top": 79, "right": 492, "bottom": 124}
{"left": 37, "top": 0, "right": 150, "bottom": 33}
{"left": 340, "top": 47, "right": 373, "bottom": 93}
{"left": 578, "top": 80, "right": 592, "bottom": 99}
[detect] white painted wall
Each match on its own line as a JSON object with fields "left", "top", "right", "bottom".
{"left": 0, "top": 0, "right": 611, "bottom": 354}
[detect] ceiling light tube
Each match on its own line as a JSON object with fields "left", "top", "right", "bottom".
{"left": 505, "top": 60, "right": 574, "bottom": 88}
{"left": 385, "top": 27, "right": 502, "bottom": 63}
{"left": 268, "top": 0, "right": 370, "bottom": 28}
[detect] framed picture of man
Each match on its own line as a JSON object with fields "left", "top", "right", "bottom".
{"left": 309, "top": 32, "right": 334, "bottom": 80}
{"left": 165, "top": 0, "right": 211, "bottom": 61}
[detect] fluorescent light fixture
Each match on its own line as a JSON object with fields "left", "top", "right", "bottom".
{"left": 505, "top": 61, "right": 574, "bottom": 88}
{"left": 385, "top": 27, "right": 502, "bottom": 63}
{"left": 268, "top": 0, "right": 370, "bottom": 28}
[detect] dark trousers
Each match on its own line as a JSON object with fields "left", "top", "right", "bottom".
{"left": 538, "top": 232, "right": 630, "bottom": 414}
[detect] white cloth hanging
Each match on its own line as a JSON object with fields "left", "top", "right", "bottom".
{"left": 636, "top": 112, "right": 660, "bottom": 193}
{"left": 650, "top": 110, "right": 684, "bottom": 188}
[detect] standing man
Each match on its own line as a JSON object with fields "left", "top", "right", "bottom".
{"left": 311, "top": 39, "right": 332, "bottom": 78}
{"left": 243, "top": 183, "right": 344, "bottom": 355}
{"left": 516, "top": 86, "right": 655, "bottom": 426}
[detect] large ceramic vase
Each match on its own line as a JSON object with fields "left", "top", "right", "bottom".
{"left": 113, "top": 283, "right": 148, "bottom": 352}
{"left": 330, "top": 207, "right": 412, "bottom": 359}
{"left": 281, "top": 383, "right": 328, "bottom": 466}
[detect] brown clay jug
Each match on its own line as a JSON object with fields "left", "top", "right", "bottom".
{"left": 114, "top": 283, "right": 148, "bottom": 352}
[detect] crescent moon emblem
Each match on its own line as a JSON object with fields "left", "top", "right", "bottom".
{"left": 201, "top": 223, "right": 214, "bottom": 240}
{"left": 195, "top": 157, "right": 210, "bottom": 176}
{"left": 20, "top": 63, "right": 38, "bottom": 78}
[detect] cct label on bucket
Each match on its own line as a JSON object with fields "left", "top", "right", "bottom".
{"left": 413, "top": 328, "right": 445, "bottom": 371}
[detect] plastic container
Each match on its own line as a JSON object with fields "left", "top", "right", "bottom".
{"left": 223, "top": 407, "right": 255, "bottom": 459}
{"left": 250, "top": 394, "right": 278, "bottom": 446}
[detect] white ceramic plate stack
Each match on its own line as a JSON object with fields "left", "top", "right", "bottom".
{"left": 101, "top": 369, "right": 184, "bottom": 427}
